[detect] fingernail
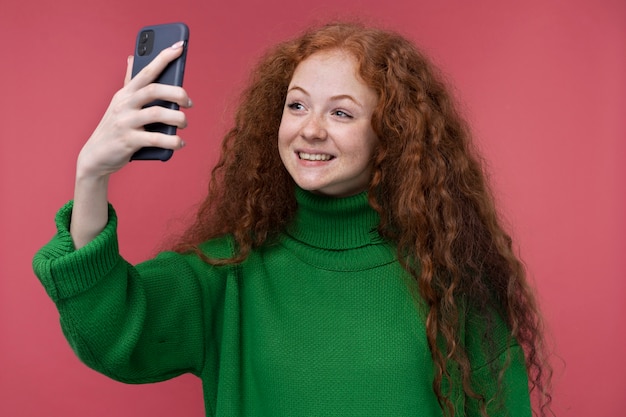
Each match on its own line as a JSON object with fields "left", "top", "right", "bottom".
{"left": 171, "top": 41, "right": 184, "bottom": 49}
{"left": 180, "top": 140, "right": 187, "bottom": 148}
{"left": 187, "top": 98, "right": 193, "bottom": 107}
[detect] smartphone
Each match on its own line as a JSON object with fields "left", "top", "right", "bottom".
{"left": 130, "top": 23, "right": 189, "bottom": 161}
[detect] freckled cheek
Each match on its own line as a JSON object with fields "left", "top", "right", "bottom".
{"left": 277, "top": 118, "right": 298, "bottom": 145}
{"left": 352, "top": 127, "right": 378, "bottom": 158}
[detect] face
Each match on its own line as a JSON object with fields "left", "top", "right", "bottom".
{"left": 278, "top": 49, "right": 379, "bottom": 198}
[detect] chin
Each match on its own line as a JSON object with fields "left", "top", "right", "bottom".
{"left": 294, "top": 181, "right": 331, "bottom": 196}
{"left": 301, "top": 185, "right": 364, "bottom": 199}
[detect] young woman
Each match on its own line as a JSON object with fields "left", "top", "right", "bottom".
{"left": 34, "top": 22, "right": 551, "bottom": 417}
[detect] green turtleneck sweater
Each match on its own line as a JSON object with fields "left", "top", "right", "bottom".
{"left": 33, "top": 189, "right": 531, "bottom": 417}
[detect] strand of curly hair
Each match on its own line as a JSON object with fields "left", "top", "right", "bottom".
{"left": 173, "top": 22, "right": 553, "bottom": 417}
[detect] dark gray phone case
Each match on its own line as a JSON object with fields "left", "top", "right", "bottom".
{"left": 130, "top": 23, "right": 189, "bottom": 161}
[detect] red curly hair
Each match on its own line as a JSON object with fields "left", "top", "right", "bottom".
{"left": 175, "top": 22, "right": 552, "bottom": 416}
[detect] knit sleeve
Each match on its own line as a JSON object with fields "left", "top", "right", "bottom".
{"left": 464, "top": 309, "right": 532, "bottom": 417}
{"left": 32, "top": 201, "right": 220, "bottom": 384}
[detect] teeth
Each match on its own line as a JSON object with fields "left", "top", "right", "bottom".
{"left": 299, "top": 152, "right": 332, "bottom": 161}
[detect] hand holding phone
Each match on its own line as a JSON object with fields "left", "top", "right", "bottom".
{"left": 71, "top": 39, "right": 191, "bottom": 248}
{"left": 74, "top": 23, "right": 191, "bottom": 182}
{"left": 130, "top": 23, "right": 189, "bottom": 161}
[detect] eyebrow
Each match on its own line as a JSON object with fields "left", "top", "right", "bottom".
{"left": 287, "top": 86, "right": 364, "bottom": 108}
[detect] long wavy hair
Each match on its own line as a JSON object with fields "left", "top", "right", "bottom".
{"left": 175, "top": 22, "right": 552, "bottom": 416}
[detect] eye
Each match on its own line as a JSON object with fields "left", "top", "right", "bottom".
{"left": 287, "top": 102, "right": 305, "bottom": 111}
{"left": 333, "top": 109, "right": 353, "bottom": 119}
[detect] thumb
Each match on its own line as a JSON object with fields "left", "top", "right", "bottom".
{"left": 124, "top": 56, "right": 134, "bottom": 86}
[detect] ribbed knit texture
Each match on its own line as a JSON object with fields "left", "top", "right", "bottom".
{"left": 33, "top": 188, "right": 531, "bottom": 417}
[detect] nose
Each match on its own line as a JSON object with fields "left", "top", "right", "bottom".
{"left": 300, "top": 114, "right": 328, "bottom": 141}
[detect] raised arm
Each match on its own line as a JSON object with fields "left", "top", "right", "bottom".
{"left": 70, "top": 41, "right": 192, "bottom": 248}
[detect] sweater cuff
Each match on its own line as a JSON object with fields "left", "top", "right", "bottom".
{"left": 32, "top": 201, "right": 122, "bottom": 302}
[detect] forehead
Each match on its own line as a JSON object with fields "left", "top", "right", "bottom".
{"left": 288, "top": 50, "right": 375, "bottom": 99}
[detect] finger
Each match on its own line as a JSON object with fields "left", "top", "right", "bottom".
{"left": 126, "top": 41, "right": 185, "bottom": 91}
{"left": 134, "top": 106, "right": 188, "bottom": 130}
{"left": 130, "top": 83, "right": 193, "bottom": 109}
{"left": 135, "top": 130, "right": 187, "bottom": 151}
{"left": 124, "top": 56, "right": 134, "bottom": 86}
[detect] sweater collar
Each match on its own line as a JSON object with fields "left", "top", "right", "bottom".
{"left": 285, "top": 187, "right": 383, "bottom": 250}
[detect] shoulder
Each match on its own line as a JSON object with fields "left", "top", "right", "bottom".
{"left": 197, "top": 234, "right": 238, "bottom": 260}
{"left": 464, "top": 304, "right": 518, "bottom": 370}
{"left": 139, "top": 234, "right": 238, "bottom": 275}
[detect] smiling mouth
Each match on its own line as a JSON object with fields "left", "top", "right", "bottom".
{"left": 298, "top": 152, "right": 334, "bottom": 161}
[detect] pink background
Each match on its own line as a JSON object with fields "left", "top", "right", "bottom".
{"left": 1, "top": 0, "right": 624, "bottom": 416}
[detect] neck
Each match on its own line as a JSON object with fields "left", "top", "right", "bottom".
{"left": 286, "top": 187, "right": 383, "bottom": 250}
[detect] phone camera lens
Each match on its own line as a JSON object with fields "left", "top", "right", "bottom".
{"left": 140, "top": 32, "right": 150, "bottom": 44}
